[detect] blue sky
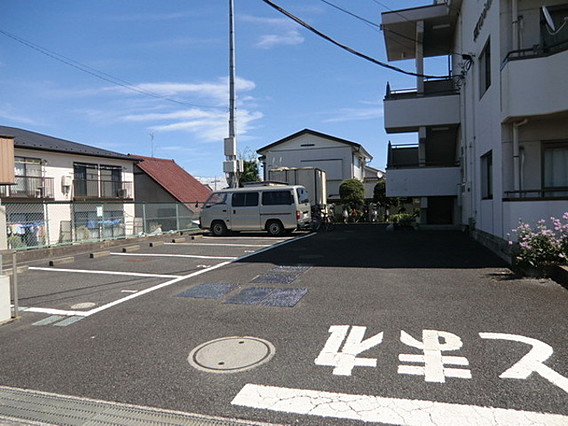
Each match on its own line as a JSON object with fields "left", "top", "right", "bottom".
{"left": 1, "top": 0, "right": 432, "bottom": 179}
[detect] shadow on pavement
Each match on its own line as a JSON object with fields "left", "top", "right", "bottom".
{"left": 238, "top": 224, "right": 508, "bottom": 269}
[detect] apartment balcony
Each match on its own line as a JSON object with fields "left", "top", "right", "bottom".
{"left": 501, "top": 43, "right": 568, "bottom": 122}
{"left": 386, "top": 143, "right": 460, "bottom": 198}
{"left": 0, "top": 176, "right": 54, "bottom": 199}
{"left": 384, "top": 79, "right": 460, "bottom": 133}
{"left": 73, "top": 179, "right": 133, "bottom": 200}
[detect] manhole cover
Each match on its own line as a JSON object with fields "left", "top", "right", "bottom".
{"left": 188, "top": 336, "right": 275, "bottom": 373}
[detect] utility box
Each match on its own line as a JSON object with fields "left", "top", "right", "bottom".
{"left": 269, "top": 167, "right": 327, "bottom": 207}
{"left": 0, "top": 136, "right": 15, "bottom": 184}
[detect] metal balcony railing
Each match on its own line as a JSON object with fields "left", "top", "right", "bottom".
{"left": 387, "top": 143, "right": 459, "bottom": 169}
{"left": 0, "top": 176, "right": 54, "bottom": 199}
{"left": 504, "top": 187, "right": 568, "bottom": 200}
{"left": 73, "top": 179, "right": 133, "bottom": 200}
{"left": 385, "top": 78, "right": 459, "bottom": 100}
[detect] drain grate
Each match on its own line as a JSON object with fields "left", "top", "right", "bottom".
{"left": 223, "top": 287, "right": 273, "bottom": 305}
{"left": 260, "top": 288, "right": 308, "bottom": 307}
{"left": 224, "top": 287, "right": 308, "bottom": 308}
{"left": 0, "top": 385, "right": 276, "bottom": 425}
{"left": 250, "top": 273, "right": 298, "bottom": 284}
{"left": 269, "top": 265, "right": 311, "bottom": 274}
{"left": 176, "top": 283, "right": 237, "bottom": 299}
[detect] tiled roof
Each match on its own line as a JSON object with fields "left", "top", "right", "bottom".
{"left": 132, "top": 155, "right": 212, "bottom": 203}
{"left": 0, "top": 126, "right": 134, "bottom": 161}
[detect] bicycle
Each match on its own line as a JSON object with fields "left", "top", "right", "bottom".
{"left": 310, "top": 206, "right": 334, "bottom": 232}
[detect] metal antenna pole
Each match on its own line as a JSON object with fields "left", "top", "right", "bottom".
{"left": 224, "top": 0, "right": 239, "bottom": 188}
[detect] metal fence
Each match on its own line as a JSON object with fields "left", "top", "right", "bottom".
{"left": 3, "top": 201, "right": 200, "bottom": 250}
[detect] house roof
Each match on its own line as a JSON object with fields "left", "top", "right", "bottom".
{"left": 257, "top": 129, "right": 373, "bottom": 159}
{"left": 132, "top": 155, "right": 212, "bottom": 203}
{"left": 0, "top": 126, "right": 135, "bottom": 161}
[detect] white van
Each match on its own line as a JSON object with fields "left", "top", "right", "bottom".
{"left": 199, "top": 185, "right": 311, "bottom": 236}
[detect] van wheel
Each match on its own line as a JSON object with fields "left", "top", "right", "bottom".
{"left": 211, "top": 221, "right": 227, "bottom": 236}
{"left": 266, "top": 220, "right": 284, "bottom": 236}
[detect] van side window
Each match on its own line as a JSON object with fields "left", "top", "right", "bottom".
{"left": 262, "top": 190, "right": 293, "bottom": 205}
{"left": 232, "top": 192, "right": 259, "bottom": 207}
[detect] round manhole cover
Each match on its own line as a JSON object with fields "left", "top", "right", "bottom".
{"left": 188, "top": 336, "right": 275, "bottom": 373}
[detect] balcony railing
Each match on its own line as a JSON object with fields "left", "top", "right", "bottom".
{"left": 387, "top": 143, "right": 459, "bottom": 169}
{"left": 385, "top": 78, "right": 458, "bottom": 100}
{"left": 73, "top": 179, "right": 133, "bottom": 200}
{"left": 504, "top": 187, "right": 568, "bottom": 200}
{"left": 0, "top": 176, "right": 54, "bottom": 199}
{"left": 503, "top": 33, "right": 568, "bottom": 66}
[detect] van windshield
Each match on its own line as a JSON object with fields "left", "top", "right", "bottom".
{"left": 204, "top": 192, "right": 228, "bottom": 208}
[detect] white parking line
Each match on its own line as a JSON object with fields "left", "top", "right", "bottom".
{"left": 29, "top": 267, "right": 180, "bottom": 279}
{"left": 111, "top": 253, "right": 235, "bottom": 260}
{"left": 201, "top": 236, "right": 289, "bottom": 241}
{"left": 232, "top": 384, "right": 568, "bottom": 425}
{"left": 23, "top": 233, "right": 315, "bottom": 318}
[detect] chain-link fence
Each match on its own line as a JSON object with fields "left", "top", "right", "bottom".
{"left": 4, "top": 201, "right": 200, "bottom": 250}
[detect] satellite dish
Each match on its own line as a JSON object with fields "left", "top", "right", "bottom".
{"left": 542, "top": 6, "right": 556, "bottom": 32}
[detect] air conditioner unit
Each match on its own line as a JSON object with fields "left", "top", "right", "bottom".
{"left": 117, "top": 188, "right": 129, "bottom": 198}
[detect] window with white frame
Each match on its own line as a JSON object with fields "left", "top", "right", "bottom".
{"left": 543, "top": 142, "right": 568, "bottom": 192}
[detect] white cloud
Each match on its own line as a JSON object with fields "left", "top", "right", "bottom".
{"left": 256, "top": 30, "right": 304, "bottom": 49}
{"left": 240, "top": 14, "right": 305, "bottom": 49}
{"left": 322, "top": 106, "right": 383, "bottom": 123}
{"left": 113, "top": 76, "right": 263, "bottom": 142}
{"left": 0, "top": 107, "right": 41, "bottom": 126}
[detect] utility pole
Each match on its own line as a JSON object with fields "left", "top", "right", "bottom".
{"left": 224, "top": 0, "right": 239, "bottom": 188}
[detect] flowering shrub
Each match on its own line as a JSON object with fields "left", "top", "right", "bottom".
{"left": 511, "top": 213, "right": 568, "bottom": 268}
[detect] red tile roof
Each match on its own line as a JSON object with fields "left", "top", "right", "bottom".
{"left": 132, "top": 155, "right": 212, "bottom": 203}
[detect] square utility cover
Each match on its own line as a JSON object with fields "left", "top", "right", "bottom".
{"left": 176, "top": 283, "right": 237, "bottom": 299}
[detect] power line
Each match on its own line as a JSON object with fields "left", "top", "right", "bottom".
{"left": 0, "top": 28, "right": 223, "bottom": 110}
{"left": 318, "top": 0, "right": 380, "bottom": 30}
{"left": 259, "top": 0, "right": 447, "bottom": 79}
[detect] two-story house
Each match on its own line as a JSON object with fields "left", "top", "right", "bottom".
{"left": 381, "top": 1, "right": 568, "bottom": 255}
{"left": 0, "top": 126, "right": 137, "bottom": 248}
{"left": 257, "top": 129, "right": 373, "bottom": 202}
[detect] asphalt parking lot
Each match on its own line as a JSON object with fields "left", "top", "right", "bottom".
{"left": 0, "top": 225, "right": 567, "bottom": 425}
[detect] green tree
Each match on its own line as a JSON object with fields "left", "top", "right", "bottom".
{"left": 373, "top": 179, "right": 399, "bottom": 209}
{"left": 237, "top": 148, "right": 260, "bottom": 186}
{"left": 339, "top": 179, "right": 364, "bottom": 208}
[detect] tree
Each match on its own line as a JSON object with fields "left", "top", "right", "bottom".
{"left": 237, "top": 148, "right": 260, "bottom": 186}
{"left": 339, "top": 179, "right": 364, "bottom": 208}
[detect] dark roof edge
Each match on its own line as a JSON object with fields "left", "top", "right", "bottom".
{"left": 257, "top": 129, "right": 372, "bottom": 159}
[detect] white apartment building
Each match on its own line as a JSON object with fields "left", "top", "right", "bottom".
{"left": 382, "top": 0, "right": 568, "bottom": 255}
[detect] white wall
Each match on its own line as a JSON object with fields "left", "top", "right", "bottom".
{"left": 261, "top": 133, "right": 366, "bottom": 199}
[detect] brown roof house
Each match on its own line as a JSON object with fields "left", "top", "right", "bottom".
{"left": 131, "top": 155, "right": 211, "bottom": 233}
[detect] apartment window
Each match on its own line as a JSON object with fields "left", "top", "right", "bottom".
{"left": 14, "top": 157, "right": 42, "bottom": 196}
{"left": 481, "top": 151, "right": 493, "bottom": 199}
{"left": 100, "top": 165, "right": 122, "bottom": 197}
{"left": 74, "top": 163, "right": 99, "bottom": 197}
{"left": 479, "top": 38, "right": 491, "bottom": 97}
{"left": 543, "top": 142, "right": 568, "bottom": 190}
